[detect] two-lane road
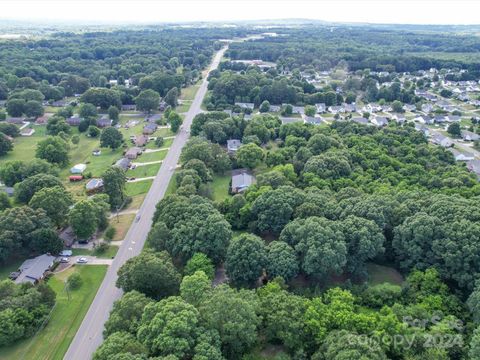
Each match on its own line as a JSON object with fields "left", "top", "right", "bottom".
{"left": 64, "top": 46, "right": 227, "bottom": 360}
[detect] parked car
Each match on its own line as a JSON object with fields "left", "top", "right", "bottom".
{"left": 60, "top": 257, "right": 70, "bottom": 263}
{"left": 76, "top": 257, "right": 88, "bottom": 264}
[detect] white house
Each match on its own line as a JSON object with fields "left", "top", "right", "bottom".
{"left": 449, "top": 148, "right": 475, "bottom": 161}
{"left": 70, "top": 163, "right": 87, "bottom": 174}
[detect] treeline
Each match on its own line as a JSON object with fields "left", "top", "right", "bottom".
{"left": 226, "top": 27, "right": 480, "bottom": 75}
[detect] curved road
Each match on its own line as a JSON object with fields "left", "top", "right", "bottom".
{"left": 64, "top": 46, "right": 227, "bottom": 360}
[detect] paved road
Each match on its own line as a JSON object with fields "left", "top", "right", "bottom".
{"left": 64, "top": 46, "right": 227, "bottom": 360}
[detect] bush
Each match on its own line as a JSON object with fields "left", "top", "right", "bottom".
{"left": 95, "top": 242, "right": 110, "bottom": 254}
{"left": 67, "top": 273, "right": 83, "bottom": 290}
{"left": 155, "top": 137, "right": 164, "bottom": 147}
{"left": 184, "top": 253, "right": 215, "bottom": 280}
{"left": 104, "top": 226, "right": 116, "bottom": 241}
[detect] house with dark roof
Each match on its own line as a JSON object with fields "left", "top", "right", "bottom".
{"left": 125, "top": 147, "right": 142, "bottom": 160}
{"left": 6, "top": 117, "right": 25, "bottom": 125}
{"left": 352, "top": 117, "right": 369, "bottom": 125}
{"left": 449, "top": 148, "right": 475, "bottom": 161}
{"left": 143, "top": 123, "right": 158, "bottom": 135}
{"left": 432, "top": 133, "right": 453, "bottom": 148}
{"left": 371, "top": 116, "right": 388, "bottom": 127}
{"left": 304, "top": 116, "right": 324, "bottom": 125}
{"left": 467, "top": 159, "right": 480, "bottom": 178}
{"left": 121, "top": 104, "right": 137, "bottom": 111}
{"left": 67, "top": 115, "right": 83, "bottom": 126}
{"left": 231, "top": 169, "right": 255, "bottom": 193}
{"left": 96, "top": 115, "right": 112, "bottom": 128}
{"left": 51, "top": 100, "right": 67, "bottom": 107}
{"left": 14, "top": 254, "right": 56, "bottom": 284}
{"left": 235, "top": 102, "right": 254, "bottom": 110}
{"left": 145, "top": 114, "right": 162, "bottom": 123}
{"left": 134, "top": 134, "right": 149, "bottom": 147}
{"left": 86, "top": 178, "right": 104, "bottom": 192}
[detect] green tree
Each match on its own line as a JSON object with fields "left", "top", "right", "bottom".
{"left": 180, "top": 270, "right": 211, "bottom": 306}
{"left": 93, "top": 332, "right": 146, "bottom": 360}
{"left": 304, "top": 105, "right": 316, "bottom": 117}
{"left": 0, "top": 192, "right": 11, "bottom": 211}
{"left": 447, "top": 122, "right": 461, "bottom": 137}
{"left": 467, "top": 282, "right": 480, "bottom": 324}
{"left": 116, "top": 250, "right": 181, "bottom": 300}
{"left": 29, "top": 186, "right": 73, "bottom": 227}
{"left": 108, "top": 105, "right": 120, "bottom": 123}
{"left": 236, "top": 143, "right": 264, "bottom": 169}
{"left": 24, "top": 100, "right": 44, "bottom": 118}
{"left": 0, "top": 159, "right": 55, "bottom": 186}
{"left": 81, "top": 88, "right": 121, "bottom": 109}
{"left": 469, "top": 327, "right": 480, "bottom": 360}
{"left": 183, "top": 253, "right": 215, "bottom": 280}
{"left": 226, "top": 233, "right": 267, "bottom": 287}
{"left": 6, "top": 98, "right": 25, "bottom": 117}
{"left": 392, "top": 100, "right": 404, "bottom": 113}
{"left": 30, "top": 227, "right": 63, "bottom": 254}
{"left": 259, "top": 100, "right": 270, "bottom": 113}
{"left": 67, "top": 273, "right": 83, "bottom": 290}
{"left": 0, "top": 123, "right": 21, "bottom": 137}
{"left": 36, "top": 136, "right": 70, "bottom": 166}
{"left": 100, "top": 127, "right": 123, "bottom": 149}
{"left": 88, "top": 125, "right": 100, "bottom": 137}
{"left": 69, "top": 199, "right": 98, "bottom": 240}
{"left": 265, "top": 241, "right": 299, "bottom": 282}
{"left": 200, "top": 285, "right": 260, "bottom": 358}
{"left": 168, "top": 111, "right": 183, "bottom": 133}
{"left": 281, "top": 217, "right": 347, "bottom": 278}
{"left": 102, "top": 167, "right": 126, "bottom": 210}
{"left": 79, "top": 103, "right": 98, "bottom": 119}
{"left": 104, "top": 290, "right": 153, "bottom": 337}
{"left": 135, "top": 89, "right": 160, "bottom": 113}
{"left": 0, "top": 134, "right": 13, "bottom": 156}
{"left": 46, "top": 116, "right": 71, "bottom": 136}
{"left": 71, "top": 135, "right": 80, "bottom": 145}
{"left": 15, "top": 173, "right": 64, "bottom": 203}
{"left": 137, "top": 297, "right": 201, "bottom": 358}
{"left": 164, "top": 87, "right": 179, "bottom": 107}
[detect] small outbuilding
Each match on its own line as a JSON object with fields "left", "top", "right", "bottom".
{"left": 70, "top": 163, "right": 87, "bottom": 174}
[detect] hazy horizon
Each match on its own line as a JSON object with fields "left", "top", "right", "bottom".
{"left": 2, "top": 0, "right": 480, "bottom": 26}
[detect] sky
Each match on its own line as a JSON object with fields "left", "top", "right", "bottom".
{"left": 1, "top": 0, "right": 480, "bottom": 25}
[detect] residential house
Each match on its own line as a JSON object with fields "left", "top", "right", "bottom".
{"left": 328, "top": 105, "right": 345, "bottom": 114}
{"left": 343, "top": 103, "right": 357, "bottom": 113}
{"left": 6, "top": 117, "right": 25, "bottom": 125}
{"left": 235, "top": 102, "right": 254, "bottom": 110}
{"left": 35, "top": 114, "right": 50, "bottom": 125}
{"left": 315, "top": 103, "right": 326, "bottom": 113}
{"left": 304, "top": 116, "right": 325, "bottom": 125}
{"left": 447, "top": 115, "right": 461, "bottom": 123}
{"left": 121, "top": 104, "right": 137, "bottom": 111}
{"left": 96, "top": 115, "right": 112, "bottom": 128}
{"left": 362, "top": 103, "right": 382, "bottom": 113}
{"left": 146, "top": 114, "right": 162, "bottom": 123}
{"left": 415, "top": 115, "right": 434, "bottom": 125}
{"left": 280, "top": 117, "right": 303, "bottom": 124}
{"left": 415, "top": 124, "right": 430, "bottom": 137}
{"left": 70, "top": 163, "right": 87, "bottom": 174}
{"left": 143, "top": 123, "right": 158, "bottom": 135}
{"left": 86, "top": 178, "right": 104, "bottom": 192}
{"left": 371, "top": 116, "right": 388, "bottom": 127}
{"left": 434, "top": 115, "right": 447, "bottom": 124}
{"left": 421, "top": 103, "right": 434, "bottom": 113}
{"left": 67, "top": 115, "right": 83, "bottom": 126}
{"left": 14, "top": 254, "right": 56, "bottom": 284}
{"left": 134, "top": 134, "right": 149, "bottom": 147}
{"left": 114, "top": 157, "right": 131, "bottom": 170}
{"left": 432, "top": 133, "right": 453, "bottom": 148}
{"left": 125, "top": 147, "right": 142, "bottom": 160}
{"left": 462, "top": 130, "right": 480, "bottom": 142}
{"left": 231, "top": 169, "right": 255, "bottom": 193}
{"left": 351, "top": 117, "right": 369, "bottom": 125}
{"left": 51, "top": 100, "right": 67, "bottom": 107}
{"left": 391, "top": 114, "right": 406, "bottom": 124}
{"left": 467, "top": 160, "right": 480, "bottom": 178}
{"left": 403, "top": 104, "right": 416, "bottom": 112}
{"left": 449, "top": 148, "right": 475, "bottom": 161}
{"left": 269, "top": 105, "right": 281, "bottom": 112}
{"left": 227, "top": 139, "right": 242, "bottom": 153}
{"left": 223, "top": 109, "right": 233, "bottom": 117}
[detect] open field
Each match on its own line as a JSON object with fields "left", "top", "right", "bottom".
{"left": 210, "top": 174, "right": 230, "bottom": 202}
{"left": 71, "top": 245, "right": 118, "bottom": 258}
{"left": 125, "top": 179, "right": 153, "bottom": 196}
{"left": 127, "top": 162, "right": 161, "bottom": 177}
{"left": 136, "top": 149, "right": 167, "bottom": 163}
{"left": 366, "top": 263, "right": 404, "bottom": 286}
{"left": 0, "top": 265, "right": 107, "bottom": 360}
{"left": 109, "top": 213, "right": 136, "bottom": 241}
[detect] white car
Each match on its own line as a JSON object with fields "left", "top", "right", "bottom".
{"left": 76, "top": 257, "right": 88, "bottom": 264}
{"left": 60, "top": 257, "right": 70, "bottom": 263}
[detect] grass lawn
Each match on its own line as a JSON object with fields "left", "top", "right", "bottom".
{"left": 156, "top": 128, "right": 175, "bottom": 138}
{"left": 125, "top": 179, "right": 153, "bottom": 197}
{"left": 165, "top": 173, "right": 177, "bottom": 196}
{"left": 210, "top": 174, "right": 231, "bottom": 202}
{"left": 2, "top": 125, "right": 47, "bottom": 162}
{"left": 145, "top": 137, "right": 173, "bottom": 149}
{"left": 0, "top": 257, "right": 26, "bottom": 280}
{"left": 126, "top": 194, "right": 146, "bottom": 210}
{"left": 127, "top": 163, "right": 160, "bottom": 178}
{"left": 180, "top": 85, "right": 200, "bottom": 101}
{"left": 176, "top": 102, "right": 191, "bottom": 113}
{"left": 0, "top": 265, "right": 107, "bottom": 360}
{"left": 366, "top": 263, "right": 404, "bottom": 286}
{"left": 137, "top": 150, "right": 167, "bottom": 163}
{"left": 71, "top": 245, "right": 118, "bottom": 259}
{"left": 109, "top": 213, "right": 136, "bottom": 241}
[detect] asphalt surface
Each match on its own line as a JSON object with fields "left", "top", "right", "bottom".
{"left": 64, "top": 46, "right": 227, "bottom": 360}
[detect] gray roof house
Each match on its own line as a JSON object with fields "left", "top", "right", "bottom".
{"left": 6, "top": 117, "right": 25, "bottom": 125}
{"left": 315, "top": 103, "right": 326, "bottom": 113}
{"left": 352, "top": 117, "right": 369, "bottom": 125}
{"left": 125, "top": 147, "right": 142, "bottom": 160}
{"left": 467, "top": 160, "right": 480, "bottom": 178}
{"left": 462, "top": 130, "right": 480, "bottom": 142}
{"left": 143, "top": 123, "right": 158, "bottom": 135}
{"left": 227, "top": 139, "right": 242, "bottom": 153}
{"left": 304, "top": 116, "right": 324, "bottom": 125}
{"left": 67, "top": 115, "right": 83, "bottom": 126}
{"left": 86, "top": 178, "right": 104, "bottom": 192}
{"left": 449, "top": 148, "right": 475, "bottom": 161}
{"left": 121, "top": 104, "right": 137, "bottom": 111}
{"left": 231, "top": 169, "right": 255, "bottom": 193}
{"left": 235, "top": 102, "right": 254, "bottom": 110}
{"left": 371, "top": 116, "right": 388, "bottom": 127}
{"left": 432, "top": 133, "right": 453, "bottom": 148}
{"left": 96, "top": 115, "right": 112, "bottom": 128}
{"left": 14, "top": 254, "right": 56, "bottom": 284}
{"left": 115, "top": 157, "right": 131, "bottom": 170}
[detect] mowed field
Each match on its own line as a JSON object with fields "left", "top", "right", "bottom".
{"left": 0, "top": 265, "right": 107, "bottom": 360}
